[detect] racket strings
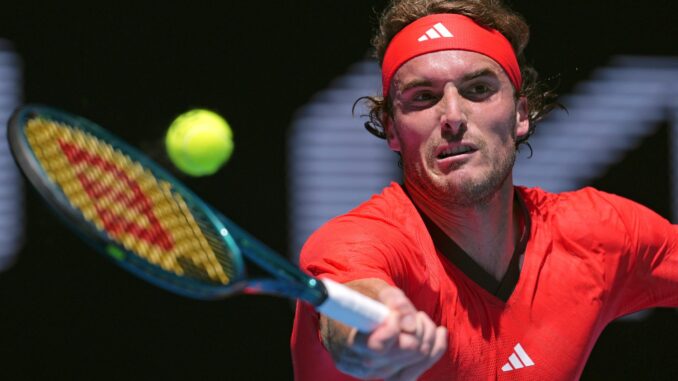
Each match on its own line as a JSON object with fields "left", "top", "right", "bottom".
{"left": 25, "top": 118, "right": 237, "bottom": 285}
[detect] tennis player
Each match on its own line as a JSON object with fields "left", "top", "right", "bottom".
{"left": 291, "top": 0, "right": 678, "bottom": 380}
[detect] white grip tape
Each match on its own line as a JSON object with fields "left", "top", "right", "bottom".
{"left": 316, "top": 278, "right": 390, "bottom": 332}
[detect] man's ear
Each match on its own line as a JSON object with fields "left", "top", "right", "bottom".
{"left": 384, "top": 118, "right": 401, "bottom": 152}
{"left": 515, "top": 96, "right": 530, "bottom": 139}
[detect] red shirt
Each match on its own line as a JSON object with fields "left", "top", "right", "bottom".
{"left": 291, "top": 183, "right": 678, "bottom": 380}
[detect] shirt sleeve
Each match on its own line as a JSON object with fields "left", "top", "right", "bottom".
{"left": 299, "top": 215, "right": 410, "bottom": 286}
{"left": 597, "top": 191, "right": 678, "bottom": 319}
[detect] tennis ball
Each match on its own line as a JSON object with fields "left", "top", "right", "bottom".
{"left": 165, "top": 109, "right": 234, "bottom": 177}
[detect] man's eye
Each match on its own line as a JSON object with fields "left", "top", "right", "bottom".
{"left": 469, "top": 84, "right": 490, "bottom": 94}
{"left": 464, "top": 84, "right": 494, "bottom": 99}
{"left": 463, "top": 83, "right": 495, "bottom": 101}
{"left": 412, "top": 92, "right": 437, "bottom": 102}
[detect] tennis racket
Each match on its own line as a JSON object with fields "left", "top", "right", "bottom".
{"left": 8, "top": 104, "right": 389, "bottom": 332}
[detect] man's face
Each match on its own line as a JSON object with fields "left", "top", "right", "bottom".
{"left": 386, "top": 50, "right": 529, "bottom": 206}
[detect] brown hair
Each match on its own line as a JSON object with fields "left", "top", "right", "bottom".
{"left": 361, "top": 0, "right": 558, "bottom": 146}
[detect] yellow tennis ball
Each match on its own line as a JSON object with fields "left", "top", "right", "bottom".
{"left": 165, "top": 109, "right": 234, "bottom": 176}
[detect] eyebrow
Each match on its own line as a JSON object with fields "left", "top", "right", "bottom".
{"left": 398, "top": 78, "right": 433, "bottom": 94}
{"left": 462, "top": 68, "right": 498, "bottom": 82}
{"left": 397, "top": 67, "right": 499, "bottom": 94}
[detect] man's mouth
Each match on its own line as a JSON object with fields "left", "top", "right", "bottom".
{"left": 436, "top": 145, "right": 476, "bottom": 159}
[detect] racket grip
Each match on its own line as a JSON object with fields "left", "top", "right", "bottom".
{"left": 316, "top": 278, "right": 390, "bottom": 332}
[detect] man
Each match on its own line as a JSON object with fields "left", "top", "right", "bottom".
{"left": 291, "top": 0, "right": 678, "bottom": 380}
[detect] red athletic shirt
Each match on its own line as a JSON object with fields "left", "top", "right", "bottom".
{"left": 290, "top": 183, "right": 678, "bottom": 380}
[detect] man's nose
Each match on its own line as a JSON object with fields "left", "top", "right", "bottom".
{"left": 438, "top": 85, "right": 466, "bottom": 136}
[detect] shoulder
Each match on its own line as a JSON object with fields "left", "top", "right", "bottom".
{"left": 306, "top": 182, "right": 417, "bottom": 242}
{"left": 519, "top": 186, "right": 637, "bottom": 220}
{"left": 519, "top": 186, "right": 674, "bottom": 244}
{"left": 299, "top": 183, "right": 425, "bottom": 282}
{"left": 519, "top": 186, "right": 640, "bottom": 240}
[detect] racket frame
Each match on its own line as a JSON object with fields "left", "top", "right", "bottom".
{"left": 8, "top": 105, "right": 251, "bottom": 299}
{"left": 8, "top": 104, "right": 389, "bottom": 331}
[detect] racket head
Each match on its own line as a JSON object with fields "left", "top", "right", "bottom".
{"left": 8, "top": 104, "right": 247, "bottom": 299}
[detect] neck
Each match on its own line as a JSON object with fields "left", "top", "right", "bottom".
{"left": 406, "top": 178, "right": 520, "bottom": 281}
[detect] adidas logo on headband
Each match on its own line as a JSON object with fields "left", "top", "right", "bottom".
{"left": 417, "top": 22, "right": 453, "bottom": 42}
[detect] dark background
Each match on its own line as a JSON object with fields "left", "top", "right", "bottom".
{"left": 0, "top": 1, "right": 677, "bottom": 379}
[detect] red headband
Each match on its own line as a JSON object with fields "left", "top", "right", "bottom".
{"left": 381, "top": 14, "right": 522, "bottom": 97}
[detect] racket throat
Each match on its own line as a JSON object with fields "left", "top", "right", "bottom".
{"left": 243, "top": 278, "right": 327, "bottom": 305}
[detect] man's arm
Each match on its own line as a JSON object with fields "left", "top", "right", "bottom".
{"left": 319, "top": 278, "right": 448, "bottom": 381}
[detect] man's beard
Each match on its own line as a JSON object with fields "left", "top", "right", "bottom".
{"left": 403, "top": 144, "right": 517, "bottom": 208}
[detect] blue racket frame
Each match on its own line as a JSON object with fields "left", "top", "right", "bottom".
{"left": 8, "top": 104, "right": 327, "bottom": 305}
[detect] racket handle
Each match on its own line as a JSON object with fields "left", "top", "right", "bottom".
{"left": 316, "top": 278, "right": 390, "bottom": 332}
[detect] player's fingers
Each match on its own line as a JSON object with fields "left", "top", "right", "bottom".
{"left": 355, "top": 346, "right": 426, "bottom": 380}
{"left": 396, "top": 311, "right": 441, "bottom": 354}
{"left": 341, "top": 290, "right": 446, "bottom": 380}
{"left": 335, "top": 329, "right": 400, "bottom": 380}
{"left": 354, "top": 311, "right": 400, "bottom": 354}
{"left": 364, "top": 313, "right": 444, "bottom": 378}
{"left": 383, "top": 352, "right": 439, "bottom": 381}
{"left": 346, "top": 324, "right": 449, "bottom": 380}
{"left": 431, "top": 325, "right": 448, "bottom": 360}
{"left": 334, "top": 353, "right": 381, "bottom": 380}
{"left": 393, "top": 311, "right": 427, "bottom": 353}
{"left": 415, "top": 311, "right": 437, "bottom": 355}
{"left": 336, "top": 337, "right": 418, "bottom": 380}
{"left": 378, "top": 287, "right": 417, "bottom": 332}
{"left": 384, "top": 325, "right": 449, "bottom": 381}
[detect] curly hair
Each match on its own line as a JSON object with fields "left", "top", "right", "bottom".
{"left": 361, "top": 0, "right": 558, "bottom": 146}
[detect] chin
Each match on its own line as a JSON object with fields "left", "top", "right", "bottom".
{"left": 404, "top": 154, "right": 514, "bottom": 206}
{"left": 429, "top": 167, "right": 511, "bottom": 207}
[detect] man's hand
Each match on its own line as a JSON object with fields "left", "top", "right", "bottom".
{"left": 320, "top": 279, "right": 448, "bottom": 381}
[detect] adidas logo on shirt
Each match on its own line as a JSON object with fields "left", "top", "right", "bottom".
{"left": 417, "top": 22, "right": 454, "bottom": 41}
{"left": 501, "top": 343, "right": 535, "bottom": 372}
